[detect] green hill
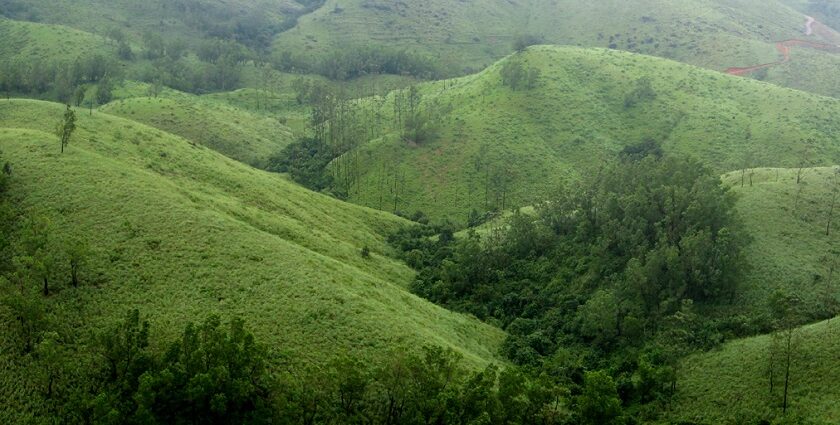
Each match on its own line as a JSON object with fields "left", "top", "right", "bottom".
{"left": 0, "top": 17, "right": 112, "bottom": 63}
{"left": 0, "top": 100, "right": 505, "bottom": 422}
{"left": 671, "top": 317, "right": 840, "bottom": 424}
{"left": 273, "top": 0, "right": 840, "bottom": 97}
{"left": 343, "top": 46, "right": 840, "bottom": 222}
{"left": 722, "top": 167, "right": 840, "bottom": 316}
{"left": 100, "top": 92, "right": 295, "bottom": 167}
{"left": 0, "top": 0, "right": 303, "bottom": 47}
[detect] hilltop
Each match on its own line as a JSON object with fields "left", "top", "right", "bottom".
{"left": 0, "top": 100, "right": 505, "bottom": 421}
{"left": 341, "top": 46, "right": 840, "bottom": 222}
{"left": 273, "top": 0, "right": 840, "bottom": 97}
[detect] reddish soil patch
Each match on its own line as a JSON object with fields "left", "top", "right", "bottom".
{"left": 725, "top": 17, "right": 840, "bottom": 77}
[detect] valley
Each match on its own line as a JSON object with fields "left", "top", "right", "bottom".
{"left": 0, "top": 0, "right": 838, "bottom": 424}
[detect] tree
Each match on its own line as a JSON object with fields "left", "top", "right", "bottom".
{"left": 513, "top": 34, "right": 544, "bottom": 52}
{"left": 55, "top": 105, "right": 76, "bottom": 154}
{"left": 16, "top": 216, "right": 56, "bottom": 296}
{"left": 577, "top": 370, "right": 622, "bottom": 425}
{"left": 624, "top": 77, "right": 657, "bottom": 108}
{"left": 768, "top": 291, "right": 804, "bottom": 414}
{"left": 1, "top": 283, "right": 47, "bottom": 353}
{"left": 36, "top": 331, "right": 64, "bottom": 400}
{"left": 66, "top": 238, "right": 89, "bottom": 287}
{"left": 133, "top": 315, "right": 273, "bottom": 423}
{"left": 73, "top": 86, "right": 86, "bottom": 107}
{"left": 96, "top": 77, "right": 113, "bottom": 105}
{"left": 826, "top": 168, "right": 839, "bottom": 236}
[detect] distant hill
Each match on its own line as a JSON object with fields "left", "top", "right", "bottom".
{"left": 342, "top": 46, "right": 840, "bottom": 222}
{"left": 0, "top": 100, "right": 505, "bottom": 422}
{"left": 273, "top": 0, "right": 840, "bottom": 97}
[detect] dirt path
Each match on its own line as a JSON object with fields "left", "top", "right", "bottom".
{"left": 725, "top": 17, "right": 840, "bottom": 76}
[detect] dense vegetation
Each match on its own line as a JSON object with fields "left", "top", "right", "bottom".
{"left": 1, "top": 0, "right": 839, "bottom": 423}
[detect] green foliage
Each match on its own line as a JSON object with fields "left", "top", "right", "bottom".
{"left": 623, "top": 77, "right": 657, "bottom": 108}
{"left": 267, "top": 136, "right": 336, "bottom": 192}
{"left": 133, "top": 315, "right": 274, "bottom": 424}
{"left": 500, "top": 58, "right": 540, "bottom": 90}
{"left": 578, "top": 371, "right": 622, "bottom": 425}
{"left": 0, "top": 100, "right": 506, "bottom": 423}
{"left": 55, "top": 105, "right": 76, "bottom": 153}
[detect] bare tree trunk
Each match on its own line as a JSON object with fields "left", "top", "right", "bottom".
{"left": 43, "top": 277, "right": 49, "bottom": 296}
{"left": 782, "top": 330, "right": 792, "bottom": 414}
{"left": 827, "top": 189, "right": 837, "bottom": 236}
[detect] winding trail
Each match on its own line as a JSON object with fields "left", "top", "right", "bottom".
{"left": 725, "top": 16, "right": 840, "bottom": 76}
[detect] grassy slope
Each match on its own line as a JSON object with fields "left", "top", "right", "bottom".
{"left": 0, "top": 17, "right": 112, "bottom": 62}
{"left": 0, "top": 100, "right": 505, "bottom": 421}
{"left": 722, "top": 167, "right": 840, "bottom": 313}
{"left": 671, "top": 317, "right": 840, "bottom": 424}
{"left": 347, "top": 46, "right": 840, "bottom": 222}
{"left": 101, "top": 91, "right": 295, "bottom": 168}
{"left": 273, "top": 0, "right": 840, "bottom": 96}
{"left": 2, "top": 0, "right": 301, "bottom": 46}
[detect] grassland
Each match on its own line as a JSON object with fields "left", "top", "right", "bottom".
{"left": 344, "top": 46, "right": 840, "bottom": 222}
{"left": 272, "top": 0, "right": 840, "bottom": 96}
{"left": 101, "top": 92, "right": 295, "bottom": 167}
{"left": 671, "top": 317, "right": 840, "bottom": 424}
{"left": 0, "top": 17, "right": 112, "bottom": 62}
{"left": 0, "top": 100, "right": 505, "bottom": 422}
{"left": 0, "top": 0, "right": 301, "bottom": 46}
{"left": 722, "top": 167, "right": 840, "bottom": 314}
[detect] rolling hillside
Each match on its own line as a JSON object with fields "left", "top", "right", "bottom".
{"left": 273, "top": 0, "right": 840, "bottom": 97}
{"left": 101, "top": 91, "right": 295, "bottom": 167}
{"left": 723, "top": 167, "right": 840, "bottom": 315}
{"left": 345, "top": 46, "right": 840, "bottom": 222}
{"left": 672, "top": 317, "right": 840, "bottom": 424}
{"left": 0, "top": 100, "right": 505, "bottom": 422}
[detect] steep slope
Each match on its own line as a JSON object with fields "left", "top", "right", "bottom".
{"left": 722, "top": 167, "right": 840, "bottom": 315}
{"left": 0, "top": 100, "right": 505, "bottom": 421}
{"left": 346, "top": 46, "right": 840, "bottom": 222}
{"left": 101, "top": 92, "right": 295, "bottom": 167}
{"left": 273, "top": 0, "right": 840, "bottom": 97}
{"left": 671, "top": 317, "right": 840, "bottom": 424}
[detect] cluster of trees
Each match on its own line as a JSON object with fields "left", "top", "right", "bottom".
{"left": 500, "top": 58, "right": 541, "bottom": 91}
{"left": 0, "top": 54, "right": 120, "bottom": 105}
{"left": 270, "top": 81, "right": 441, "bottom": 198}
{"left": 389, "top": 149, "right": 750, "bottom": 412}
{"left": 276, "top": 46, "right": 445, "bottom": 81}
{"left": 624, "top": 77, "right": 657, "bottom": 108}
{"left": 15, "top": 307, "right": 645, "bottom": 425}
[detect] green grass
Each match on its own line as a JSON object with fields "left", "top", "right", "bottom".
{"left": 100, "top": 91, "right": 295, "bottom": 167}
{"left": 0, "top": 99, "right": 505, "bottom": 422}
{"left": 343, "top": 46, "right": 840, "bottom": 223}
{"left": 0, "top": 17, "right": 112, "bottom": 63}
{"left": 272, "top": 0, "right": 840, "bottom": 96}
{"left": 671, "top": 317, "right": 840, "bottom": 424}
{"left": 721, "top": 167, "right": 840, "bottom": 316}
{"left": 2, "top": 0, "right": 301, "bottom": 47}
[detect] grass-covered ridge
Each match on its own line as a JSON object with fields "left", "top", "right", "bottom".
{"left": 722, "top": 167, "right": 840, "bottom": 316}
{"left": 672, "top": 317, "right": 840, "bottom": 424}
{"left": 101, "top": 92, "right": 295, "bottom": 167}
{"left": 0, "top": 99, "right": 505, "bottom": 421}
{"left": 345, "top": 46, "right": 840, "bottom": 222}
{"left": 273, "top": 0, "right": 840, "bottom": 96}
